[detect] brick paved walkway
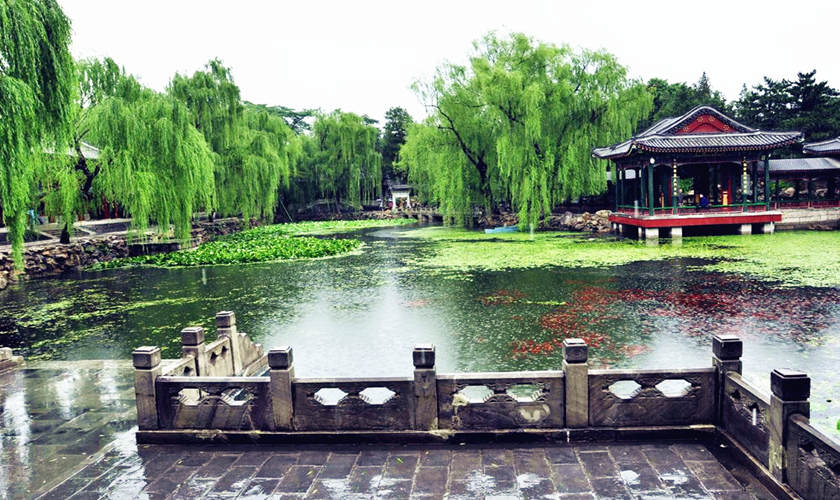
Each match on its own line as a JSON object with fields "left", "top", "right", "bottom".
{"left": 38, "top": 440, "right": 774, "bottom": 499}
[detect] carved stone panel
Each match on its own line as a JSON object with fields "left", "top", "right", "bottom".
{"left": 156, "top": 377, "right": 271, "bottom": 430}
{"left": 786, "top": 415, "right": 840, "bottom": 499}
{"left": 203, "top": 338, "right": 235, "bottom": 377}
{"left": 293, "top": 379, "right": 414, "bottom": 431}
{"left": 436, "top": 372, "right": 564, "bottom": 430}
{"left": 588, "top": 369, "right": 714, "bottom": 427}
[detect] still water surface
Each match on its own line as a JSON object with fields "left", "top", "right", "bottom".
{"left": 1, "top": 225, "right": 838, "bottom": 437}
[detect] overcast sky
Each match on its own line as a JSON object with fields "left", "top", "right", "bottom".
{"left": 60, "top": 0, "right": 840, "bottom": 125}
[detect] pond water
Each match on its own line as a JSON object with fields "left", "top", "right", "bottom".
{"left": 1, "top": 225, "right": 838, "bottom": 439}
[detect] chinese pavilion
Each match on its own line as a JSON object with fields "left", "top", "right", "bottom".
{"left": 593, "top": 106, "right": 803, "bottom": 240}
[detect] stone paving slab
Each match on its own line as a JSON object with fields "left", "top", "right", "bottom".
{"left": 36, "top": 441, "right": 777, "bottom": 499}
{"left": 0, "top": 362, "right": 136, "bottom": 499}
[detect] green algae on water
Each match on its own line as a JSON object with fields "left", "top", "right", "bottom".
{"left": 403, "top": 228, "right": 840, "bottom": 288}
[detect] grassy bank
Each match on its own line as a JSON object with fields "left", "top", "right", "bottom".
{"left": 93, "top": 218, "right": 416, "bottom": 268}
{"left": 401, "top": 227, "right": 840, "bottom": 288}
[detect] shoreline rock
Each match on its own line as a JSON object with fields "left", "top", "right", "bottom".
{"left": 0, "top": 218, "right": 255, "bottom": 291}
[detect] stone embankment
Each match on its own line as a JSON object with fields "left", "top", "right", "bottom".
{"left": 477, "top": 210, "right": 611, "bottom": 232}
{"left": 0, "top": 218, "right": 252, "bottom": 291}
{"left": 301, "top": 207, "right": 614, "bottom": 232}
{"left": 542, "top": 210, "right": 612, "bottom": 232}
{"left": 778, "top": 208, "right": 840, "bottom": 230}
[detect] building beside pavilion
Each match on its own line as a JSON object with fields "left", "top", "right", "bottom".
{"left": 766, "top": 157, "right": 840, "bottom": 208}
{"left": 803, "top": 137, "right": 840, "bottom": 156}
{"left": 766, "top": 137, "right": 840, "bottom": 208}
{"left": 593, "top": 106, "right": 803, "bottom": 240}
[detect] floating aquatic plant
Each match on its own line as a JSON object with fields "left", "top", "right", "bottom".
{"left": 480, "top": 289, "right": 526, "bottom": 306}
{"left": 91, "top": 219, "right": 416, "bottom": 269}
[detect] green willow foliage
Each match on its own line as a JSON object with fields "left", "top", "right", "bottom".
{"left": 169, "top": 59, "right": 241, "bottom": 154}
{"left": 300, "top": 111, "right": 382, "bottom": 208}
{"left": 399, "top": 120, "right": 481, "bottom": 226}
{"left": 40, "top": 58, "right": 142, "bottom": 235}
{"left": 216, "top": 105, "right": 301, "bottom": 220}
{"left": 401, "top": 33, "right": 652, "bottom": 227}
{"left": 88, "top": 91, "right": 216, "bottom": 240}
{"left": 0, "top": 0, "right": 75, "bottom": 267}
{"left": 169, "top": 60, "right": 300, "bottom": 221}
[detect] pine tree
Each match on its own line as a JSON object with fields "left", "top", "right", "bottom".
{"left": 381, "top": 107, "right": 413, "bottom": 184}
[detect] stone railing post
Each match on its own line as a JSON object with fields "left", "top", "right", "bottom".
{"left": 712, "top": 334, "right": 742, "bottom": 424}
{"left": 181, "top": 326, "right": 207, "bottom": 376}
{"left": 268, "top": 346, "right": 294, "bottom": 431}
{"left": 413, "top": 344, "right": 437, "bottom": 430}
{"left": 133, "top": 346, "right": 161, "bottom": 430}
{"left": 563, "top": 338, "right": 588, "bottom": 427}
{"left": 768, "top": 369, "right": 810, "bottom": 482}
{"left": 216, "top": 311, "right": 241, "bottom": 375}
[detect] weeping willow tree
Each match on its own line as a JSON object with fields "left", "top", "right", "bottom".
{"left": 87, "top": 90, "right": 216, "bottom": 240}
{"left": 39, "top": 57, "right": 145, "bottom": 243}
{"left": 169, "top": 60, "right": 299, "bottom": 221}
{"left": 215, "top": 104, "right": 301, "bottom": 220}
{"left": 300, "top": 110, "right": 382, "bottom": 209}
{"left": 169, "top": 59, "right": 241, "bottom": 154}
{"left": 406, "top": 60, "right": 501, "bottom": 225}
{"left": 400, "top": 32, "right": 652, "bottom": 227}
{"left": 397, "top": 121, "right": 483, "bottom": 226}
{"left": 0, "top": 0, "right": 75, "bottom": 267}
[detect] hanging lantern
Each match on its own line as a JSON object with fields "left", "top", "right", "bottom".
{"left": 672, "top": 159, "right": 678, "bottom": 196}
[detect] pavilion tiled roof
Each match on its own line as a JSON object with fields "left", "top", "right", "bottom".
{"left": 592, "top": 106, "right": 803, "bottom": 160}
{"left": 769, "top": 157, "right": 840, "bottom": 173}
{"left": 803, "top": 137, "right": 840, "bottom": 155}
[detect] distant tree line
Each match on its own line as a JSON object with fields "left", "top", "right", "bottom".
{"left": 398, "top": 64, "right": 840, "bottom": 226}
{"left": 643, "top": 70, "right": 840, "bottom": 144}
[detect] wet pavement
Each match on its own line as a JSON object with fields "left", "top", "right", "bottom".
{"left": 38, "top": 441, "right": 774, "bottom": 499}
{"left": 0, "top": 362, "right": 137, "bottom": 499}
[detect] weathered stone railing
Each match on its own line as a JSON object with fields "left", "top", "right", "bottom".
{"left": 133, "top": 317, "right": 839, "bottom": 497}
{"left": 721, "top": 371, "right": 772, "bottom": 466}
{"left": 0, "top": 347, "right": 24, "bottom": 375}
{"left": 132, "top": 311, "right": 266, "bottom": 430}
{"left": 786, "top": 414, "right": 840, "bottom": 497}
{"left": 588, "top": 368, "right": 715, "bottom": 427}
{"left": 437, "top": 371, "right": 565, "bottom": 430}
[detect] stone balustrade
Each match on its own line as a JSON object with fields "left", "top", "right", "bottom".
{"left": 133, "top": 316, "right": 839, "bottom": 498}
{"left": 0, "top": 347, "right": 24, "bottom": 375}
